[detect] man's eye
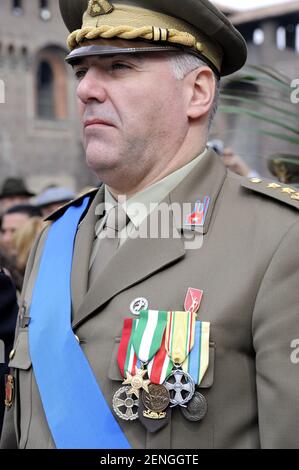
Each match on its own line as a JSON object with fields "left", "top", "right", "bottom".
{"left": 111, "top": 62, "right": 131, "bottom": 71}
{"left": 74, "top": 69, "right": 87, "bottom": 80}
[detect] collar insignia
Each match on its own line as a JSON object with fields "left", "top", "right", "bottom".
{"left": 185, "top": 197, "right": 210, "bottom": 227}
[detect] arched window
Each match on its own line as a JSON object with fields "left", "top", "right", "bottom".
{"left": 37, "top": 60, "right": 55, "bottom": 119}
{"left": 277, "top": 26, "right": 286, "bottom": 50}
{"left": 39, "top": 0, "right": 51, "bottom": 21}
{"left": 253, "top": 28, "right": 264, "bottom": 46}
{"left": 12, "top": 0, "right": 23, "bottom": 15}
{"left": 35, "top": 46, "right": 68, "bottom": 120}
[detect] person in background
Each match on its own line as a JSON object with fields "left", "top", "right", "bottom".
{"left": 34, "top": 187, "right": 76, "bottom": 218}
{"left": 0, "top": 178, "right": 35, "bottom": 214}
{"left": 208, "top": 140, "right": 261, "bottom": 178}
{"left": 0, "top": 251, "right": 23, "bottom": 295}
{"left": 0, "top": 205, "right": 42, "bottom": 259}
{"left": 14, "top": 217, "right": 46, "bottom": 280}
{"left": 0, "top": 268, "right": 18, "bottom": 437}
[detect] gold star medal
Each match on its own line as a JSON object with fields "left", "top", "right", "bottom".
{"left": 122, "top": 367, "right": 151, "bottom": 398}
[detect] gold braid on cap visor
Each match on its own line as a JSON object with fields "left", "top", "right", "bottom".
{"left": 67, "top": 3, "right": 222, "bottom": 73}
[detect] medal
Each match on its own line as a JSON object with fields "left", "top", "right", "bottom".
{"left": 142, "top": 383, "right": 170, "bottom": 413}
{"left": 112, "top": 386, "right": 139, "bottom": 421}
{"left": 138, "top": 384, "right": 171, "bottom": 433}
{"left": 165, "top": 311, "right": 197, "bottom": 365}
{"left": 180, "top": 391, "right": 208, "bottom": 422}
{"left": 117, "top": 318, "right": 140, "bottom": 378}
{"left": 147, "top": 331, "right": 173, "bottom": 385}
{"left": 182, "top": 321, "right": 210, "bottom": 385}
{"left": 164, "top": 368, "right": 195, "bottom": 407}
{"left": 132, "top": 310, "right": 168, "bottom": 364}
{"left": 130, "top": 297, "right": 149, "bottom": 316}
{"left": 122, "top": 367, "right": 150, "bottom": 398}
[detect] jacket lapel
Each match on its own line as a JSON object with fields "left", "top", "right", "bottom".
{"left": 72, "top": 149, "right": 227, "bottom": 328}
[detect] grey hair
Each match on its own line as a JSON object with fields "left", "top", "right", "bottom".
{"left": 168, "top": 52, "right": 220, "bottom": 128}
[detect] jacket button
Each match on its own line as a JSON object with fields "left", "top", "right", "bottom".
{"left": 9, "top": 349, "right": 15, "bottom": 360}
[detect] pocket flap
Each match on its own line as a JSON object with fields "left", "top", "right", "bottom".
{"left": 9, "top": 330, "right": 32, "bottom": 370}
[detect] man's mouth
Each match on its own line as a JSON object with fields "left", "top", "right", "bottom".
{"left": 84, "top": 119, "right": 114, "bottom": 128}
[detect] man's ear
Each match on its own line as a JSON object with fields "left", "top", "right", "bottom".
{"left": 185, "top": 67, "right": 216, "bottom": 120}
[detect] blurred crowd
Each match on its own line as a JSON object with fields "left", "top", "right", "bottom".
{"left": 0, "top": 177, "right": 79, "bottom": 295}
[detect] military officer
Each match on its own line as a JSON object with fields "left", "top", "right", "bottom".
{"left": 1, "top": 0, "right": 299, "bottom": 449}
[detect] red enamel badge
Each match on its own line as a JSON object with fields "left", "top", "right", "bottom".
{"left": 184, "top": 288, "right": 203, "bottom": 315}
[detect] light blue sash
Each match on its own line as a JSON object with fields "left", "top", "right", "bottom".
{"left": 28, "top": 197, "right": 131, "bottom": 449}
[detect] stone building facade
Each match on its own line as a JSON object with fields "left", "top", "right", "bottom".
{"left": 0, "top": 0, "right": 95, "bottom": 193}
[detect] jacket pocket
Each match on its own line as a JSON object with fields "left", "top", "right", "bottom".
{"left": 8, "top": 329, "right": 32, "bottom": 449}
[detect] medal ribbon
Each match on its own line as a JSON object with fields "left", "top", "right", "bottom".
{"left": 132, "top": 310, "right": 168, "bottom": 363}
{"left": 147, "top": 331, "right": 173, "bottom": 384}
{"left": 182, "top": 321, "right": 210, "bottom": 385}
{"left": 117, "top": 318, "right": 139, "bottom": 377}
{"left": 165, "top": 311, "right": 196, "bottom": 364}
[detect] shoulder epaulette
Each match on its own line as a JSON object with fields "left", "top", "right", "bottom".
{"left": 241, "top": 177, "right": 299, "bottom": 211}
{"left": 45, "top": 188, "right": 99, "bottom": 222}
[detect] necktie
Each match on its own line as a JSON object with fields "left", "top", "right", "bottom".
{"left": 89, "top": 204, "right": 129, "bottom": 287}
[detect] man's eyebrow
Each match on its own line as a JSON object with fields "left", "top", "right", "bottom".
{"left": 71, "top": 58, "right": 84, "bottom": 68}
{"left": 71, "top": 53, "right": 145, "bottom": 68}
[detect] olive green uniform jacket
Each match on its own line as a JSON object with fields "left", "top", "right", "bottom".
{"left": 1, "top": 149, "right": 299, "bottom": 449}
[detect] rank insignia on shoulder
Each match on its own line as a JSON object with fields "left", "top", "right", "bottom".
{"left": 5, "top": 375, "right": 14, "bottom": 408}
{"left": 87, "top": 0, "right": 114, "bottom": 17}
{"left": 242, "top": 178, "right": 299, "bottom": 210}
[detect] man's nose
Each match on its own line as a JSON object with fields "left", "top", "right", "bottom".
{"left": 76, "top": 69, "right": 108, "bottom": 104}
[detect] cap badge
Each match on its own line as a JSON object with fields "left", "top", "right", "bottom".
{"left": 87, "top": 0, "right": 114, "bottom": 17}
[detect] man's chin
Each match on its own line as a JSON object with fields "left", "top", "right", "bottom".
{"left": 86, "top": 153, "right": 120, "bottom": 179}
